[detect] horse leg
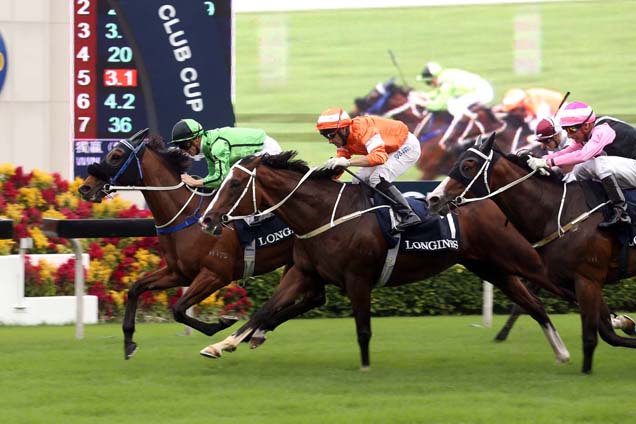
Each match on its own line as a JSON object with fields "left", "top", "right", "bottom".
{"left": 494, "top": 304, "right": 524, "bottom": 342}
{"left": 574, "top": 276, "right": 602, "bottom": 374}
{"left": 250, "top": 286, "right": 326, "bottom": 349}
{"left": 344, "top": 277, "right": 372, "bottom": 371}
{"left": 122, "top": 267, "right": 183, "bottom": 359}
{"left": 172, "top": 268, "right": 239, "bottom": 336}
{"left": 199, "top": 266, "right": 312, "bottom": 359}
{"left": 490, "top": 275, "right": 569, "bottom": 363}
{"left": 596, "top": 296, "right": 636, "bottom": 347}
{"left": 494, "top": 283, "right": 541, "bottom": 342}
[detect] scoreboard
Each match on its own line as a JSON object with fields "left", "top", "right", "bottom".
{"left": 72, "top": 0, "right": 234, "bottom": 178}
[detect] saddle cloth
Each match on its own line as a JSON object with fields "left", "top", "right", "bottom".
{"left": 234, "top": 214, "right": 294, "bottom": 249}
{"left": 373, "top": 192, "right": 460, "bottom": 252}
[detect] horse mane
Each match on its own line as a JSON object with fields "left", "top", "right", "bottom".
{"left": 145, "top": 135, "right": 193, "bottom": 175}
{"left": 500, "top": 149, "right": 565, "bottom": 185}
{"left": 259, "top": 150, "right": 343, "bottom": 179}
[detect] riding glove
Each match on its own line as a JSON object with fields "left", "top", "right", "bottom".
{"left": 526, "top": 157, "right": 550, "bottom": 176}
{"left": 321, "top": 157, "right": 350, "bottom": 170}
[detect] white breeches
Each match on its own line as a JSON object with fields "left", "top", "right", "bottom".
{"left": 447, "top": 84, "right": 494, "bottom": 117}
{"left": 564, "top": 155, "right": 636, "bottom": 188}
{"left": 258, "top": 136, "right": 283, "bottom": 155}
{"left": 354, "top": 133, "right": 421, "bottom": 187}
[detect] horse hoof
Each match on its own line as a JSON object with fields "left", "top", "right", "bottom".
{"left": 124, "top": 343, "right": 138, "bottom": 360}
{"left": 200, "top": 346, "right": 222, "bottom": 359}
{"left": 249, "top": 336, "right": 266, "bottom": 349}
{"left": 556, "top": 354, "right": 571, "bottom": 364}
{"left": 359, "top": 366, "right": 370, "bottom": 372}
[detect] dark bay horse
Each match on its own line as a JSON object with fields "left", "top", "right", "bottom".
{"left": 78, "top": 129, "right": 294, "bottom": 359}
{"left": 351, "top": 80, "right": 533, "bottom": 179}
{"left": 426, "top": 133, "right": 636, "bottom": 373}
{"left": 197, "top": 151, "right": 574, "bottom": 370}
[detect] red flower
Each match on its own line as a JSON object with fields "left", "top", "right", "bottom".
{"left": 3, "top": 181, "right": 18, "bottom": 201}
{"left": 41, "top": 188, "right": 57, "bottom": 204}
{"left": 88, "top": 242, "right": 104, "bottom": 259}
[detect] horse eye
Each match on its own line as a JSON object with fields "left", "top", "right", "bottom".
{"left": 229, "top": 179, "right": 242, "bottom": 189}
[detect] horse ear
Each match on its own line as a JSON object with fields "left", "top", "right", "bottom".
{"left": 474, "top": 135, "right": 483, "bottom": 148}
{"left": 479, "top": 132, "right": 496, "bottom": 153}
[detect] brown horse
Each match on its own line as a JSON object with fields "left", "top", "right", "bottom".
{"left": 426, "top": 133, "right": 636, "bottom": 373}
{"left": 78, "top": 129, "right": 295, "bottom": 360}
{"left": 196, "top": 151, "right": 574, "bottom": 370}
{"left": 351, "top": 80, "right": 533, "bottom": 179}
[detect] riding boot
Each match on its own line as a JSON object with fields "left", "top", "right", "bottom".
{"left": 598, "top": 175, "right": 631, "bottom": 229}
{"left": 376, "top": 180, "right": 422, "bottom": 232}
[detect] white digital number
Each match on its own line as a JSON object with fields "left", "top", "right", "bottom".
{"left": 77, "top": 0, "right": 90, "bottom": 15}
{"left": 77, "top": 70, "right": 91, "bottom": 85}
{"left": 77, "top": 117, "right": 91, "bottom": 132}
{"left": 104, "top": 70, "right": 118, "bottom": 86}
{"left": 76, "top": 46, "right": 90, "bottom": 62}
{"left": 76, "top": 93, "right": 90, "bottom": 109}
{"left": 77, "top": 22, "right": 91, "bottom": 39}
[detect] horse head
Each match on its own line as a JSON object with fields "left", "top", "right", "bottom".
{"left": 427, "top": 132, "right": 499, "bottom": 214}
{"left": 78, "top": 128, "right": 193, "bottom": 203}
{"left": 78, "top": 128, "right": 149, "bottom": 202}
{"left": 199, "top": 151, "right": 340, "bottom": 236}
{"left": 199, "top": 154, "right": 266, "bottom": 235}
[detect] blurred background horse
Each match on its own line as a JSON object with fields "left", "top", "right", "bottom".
{"left": 351, "top": 79, "right": 535, "bottom": 179}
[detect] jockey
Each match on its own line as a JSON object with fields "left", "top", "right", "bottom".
{"left": 534, "top": 117, "right": 570, "bottom": 152}
{"left": 316, "top": 107, "right": 422, "bottom": 232}
{"left": 415, "top": 62, "right": 494, "bottom": 120}
{"left": 527, "top": 101, "right": 636, "bottom": 229}
{"left": 170, "top": 119, "right": 281, "bottom": 189}
{"left": 494, "top": 88, "right": 565, "bottom": 130}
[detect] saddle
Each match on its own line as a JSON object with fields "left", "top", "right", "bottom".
{"left": 372, "top": 191, "right": 460, "bottom": 252}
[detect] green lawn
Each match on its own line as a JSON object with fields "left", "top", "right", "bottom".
{"left": 233, "top": 0, "right": 636, "bottom": 180}
{"left": 2, "top": 315, "right": 636, "bottom": 423}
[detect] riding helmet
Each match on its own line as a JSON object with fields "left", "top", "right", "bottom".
{"left": 171, "top": 119, "right": 204, "bottom": 144}
{"left": 316, "top": 107, "right": 352, "bottom": 130}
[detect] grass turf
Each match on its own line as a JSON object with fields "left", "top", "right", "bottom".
{"left": 233, "top": 1, "right": 636, "bottom": 180}
{"left": 2, "top": 315, "right": 635, "bottom": 423}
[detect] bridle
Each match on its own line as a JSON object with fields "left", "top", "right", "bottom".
{"left": 203, "top": 159, "right": 390, "bottom": 239}
{"left": 451, "top": 147, "right": 538, "bottom": 207}
{"left": 88, "top": 135, "right": 214, "bottom": 234}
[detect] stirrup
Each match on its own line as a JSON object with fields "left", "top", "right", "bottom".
{"left": 598, "top": 212, "right": 631, "bottom": 229}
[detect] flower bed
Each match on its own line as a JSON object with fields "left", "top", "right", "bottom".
{"left": 0, "top": 163, "right": 248, "bottom": 321}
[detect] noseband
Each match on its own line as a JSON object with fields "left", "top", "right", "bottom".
{"left": 451, "top": 147, "right": 538, "bottom": 207}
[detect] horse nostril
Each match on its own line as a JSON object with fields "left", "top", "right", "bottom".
{"left": 428, "top": 196, "right": 439, "bottom": 204}
{"left": 78, "top": 185, "right": 89, "bottom": 194}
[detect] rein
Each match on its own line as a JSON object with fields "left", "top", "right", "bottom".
{"left": 209, "top": 163, "right": 390, "bottom": 239}
{"left": 99, "top": 140, "right": 215, "bottom": 234}
{"left": 452, "top": 147, "right": 539, "bottom": 206}
{"left": 451, "top": 148, "right": 610, "bottom": 248}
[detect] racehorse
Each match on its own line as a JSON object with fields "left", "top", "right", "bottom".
{"left": 78, "top": 129, "right": 294, "bottom": 360}
{"left": 351, "top": 79, "right": 533, "bottom": 179}
{"left": 196, "top": 151, "right": 574, "bottom": 370}
{"left": 426, "top": 133, "right": 636, "bottom": 373}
